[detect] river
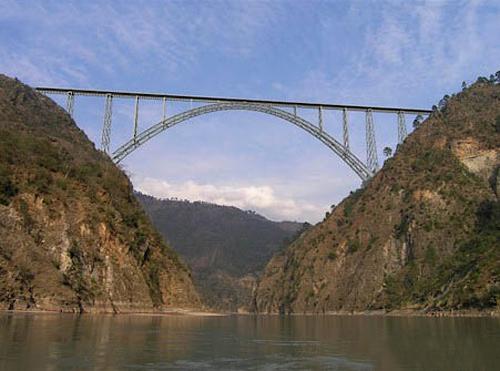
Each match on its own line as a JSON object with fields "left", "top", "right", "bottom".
{"left": 0, "top": 312, "right": 498, "bottom": 370}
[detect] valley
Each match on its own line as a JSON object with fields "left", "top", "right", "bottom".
{"left": 0, "top": 73, "right": 498, "bottom": 316}
{"left": 137, "top": 192, "right": 306, "bottom": 312}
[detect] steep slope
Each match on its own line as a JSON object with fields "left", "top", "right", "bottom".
{"left": 136, "top": 193, "right": 305, "bottom": 311}
{"left": 0, "top": 75, "right": 200, "bottom": 312}
{"left": 254, "top": 77, "right": 499, "bottom": 314}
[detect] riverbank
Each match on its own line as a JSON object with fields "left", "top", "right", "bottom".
{"left": 248, "top": 308, "right": 500, "bottom": 317}
{"left": 0, "top": 308, "right": 227, "bottom": 316}
{"left": 3, "top": 307, "right": 498, "bottom": 317}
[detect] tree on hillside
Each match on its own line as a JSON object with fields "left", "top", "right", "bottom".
{"left": 413, "top": 114, "right": 424, "bottom": 129}
{"left": 383, "top": 147, "right": 392, "bottom": 158}
{"left": 476, "top": 76, "right": 489, "bottom": 84}
{"left": 438, "top": 95, "right": 450, "bottom": 111}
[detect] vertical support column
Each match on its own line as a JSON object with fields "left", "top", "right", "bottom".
{"left": 397, "top": 111, "right": 407, "bottom": 144}
{"left": 101, "top": 94, "right": 113, "bottom": 154}
{"left": 133, "top": 96, "right": 139, "bottom": 142}
{"left": 365, "top": 109, "right": 379, "bottom": 172}
{"left": 162, "top": 97, "right": 167, "bottom": 121}
{"left": 342, "top": 108, "right": 350, "bottom": 150}
{"left": 293, "top": 105, "right": 297, "bottom": 116}
{"left": 66, "top": 91, "right": 75, "bottom": 118}
{"left": 318, "top": 106, "right": 323, "bottom": 132}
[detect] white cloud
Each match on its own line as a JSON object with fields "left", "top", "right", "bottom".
{"left": 3, "top": 0, "right": 498, "bottom": 224}
{"left": 266, "top": 0, "right": 499, "bottom": 109}
{"left": 133, "top": 176, "right": 323, "bottom": 222}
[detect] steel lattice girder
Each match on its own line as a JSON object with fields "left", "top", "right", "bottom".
{"left": 112, "top": 102, "right": 373, "bottom": 181}
{"left": 397, "top": 111, "right": 407, "bottom": 144}
{"left": 365, "top": 109, "right": 379, "bottom": 173}
{"left": 100, "top": 94, "right": 113, "bottom": 153}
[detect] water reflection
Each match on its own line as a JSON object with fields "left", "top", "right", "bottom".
{"left": 0, "top": 313, "right": 498, "bottom": 370}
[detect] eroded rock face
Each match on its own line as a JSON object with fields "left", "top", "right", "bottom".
{"left": 452, "top": 138, "right": 499, "bottom": 189}
{"left": 254, "top": 81, "right": 500, "bottom": 314}
{"left": 0, "top": 75, "right": 200, "bottom": 312}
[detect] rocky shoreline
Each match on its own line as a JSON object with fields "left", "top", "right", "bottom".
{"left": 0, "top": 307, "right": 225, "bottom": 316}
{"left": 3, "top": 308, "right": 497, "bottom": 318}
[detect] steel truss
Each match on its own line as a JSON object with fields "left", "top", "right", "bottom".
{"left": 112, "top": 102, "right": 374, "bottom": 181}
{"left": 397, "top": 111, "right": 407, "bottom": 144}
{"left": 37, "top": 86, "right": 432, "bottom": 182}
{"left": 66, "top": 91, "right": 75, "bottom": 117}
{"left": 101, "top": 94, "right": 113, "bottom": 153}
{"left": 365, "top": 109, "right": 379, "bottom": 173}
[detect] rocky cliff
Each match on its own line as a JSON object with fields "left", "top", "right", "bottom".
{"left": 254, "top": 77, "right": 499, "bottom": 314}
{"left": 136, "top": 192, "right": 305, "bottom": 312}
{"left": 0, "top": 75, "right": 200, "bottom": 312}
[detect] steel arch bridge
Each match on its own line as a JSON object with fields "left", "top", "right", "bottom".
{"left": 36, "top": 87, "right": 431, "bottom": 182}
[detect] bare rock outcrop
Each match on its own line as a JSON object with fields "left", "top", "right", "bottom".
{"left": 254, "top": 79, "right": 499, "bottom": 314}
{"left": 0, "top": 75, "right": 201, "bottom": 312}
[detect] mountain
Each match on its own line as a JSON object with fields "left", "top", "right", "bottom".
{"left": 254, "top": 76, "right": 500, "bottom": 314}
{"left": 136, "top": 193, "right": 306, "bottom": 311}
{"left": 0, "top": 75, "right": 200, "bottom": 313}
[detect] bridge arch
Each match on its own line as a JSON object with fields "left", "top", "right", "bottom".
{"left": 111, "top": 102, "right": 373, "bottom": 181}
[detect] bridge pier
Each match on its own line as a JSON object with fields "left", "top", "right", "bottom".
{"left": 318, "top": 106, "right": 323, "bottom": 132}
{"left": 101, "top": 94, "right": 113, "bottom": 153}
{"left": 342, "top": 108, "right": 349, "bottom": 150}
{"left": 397, "top": 111, "right": 407, "bottom": 144}
{"left": 66, "top": 91, "right": 75, "bottom": 118}
{"left": 162, "top": 97, "right": 167, "bottom": 121}
{"left": 365, "top": 109, "right": 379, "bottom": 172}
{"left": 133, "top": 96, "right": 140, "bottom": 143}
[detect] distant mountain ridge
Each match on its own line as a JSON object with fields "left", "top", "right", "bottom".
{"left": 136, "top": 192, "right": 306, "bottom": 311}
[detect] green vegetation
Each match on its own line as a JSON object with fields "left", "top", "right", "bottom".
{"left": 137, "top": 192, "right": 304, "bottom": 311}
{"left": 255, "top": 73, "right": 500, "bottom": 314}
{"left": 342, "top": 188, "right": 364, "bottom": 219}
{"left": 394, "top": 215, "right": 410, "bottom": 239}
{"left": 0, "top": 74, "right": 199, "bottom": 312}
{"left": 0, "top": 167, "right": 17, "bottom": 205}
{"left": 347, "top": 239, "right": 361, "bottom": 254}
{"left": 412, "top": 114, "right": 423, "bottom": 129}
{"left": 383, "top": 147, "right": 392, "bottom": 158}
{"left": 384, "top": 201, "right": 499, "bottom": 310}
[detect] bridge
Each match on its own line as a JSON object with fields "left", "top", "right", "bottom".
{"left": 36, "top": 87, "right": 431, "bottom": 182}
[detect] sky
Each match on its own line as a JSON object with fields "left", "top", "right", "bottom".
{"left": 1, "top": 0, "right": 499, "bottom": 223}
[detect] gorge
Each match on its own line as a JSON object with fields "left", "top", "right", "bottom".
{"left": 0, "top": 74, "right": 498, "bottom": 316}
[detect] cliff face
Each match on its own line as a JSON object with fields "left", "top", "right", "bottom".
{"left": 136, "top": 192, "right": 305, "bottom": 312}
{"left": 0, "top": 75, "right": 200, "bottom": 312}
{"left": 254, "top": 80, "right": 499, "bottom": 314}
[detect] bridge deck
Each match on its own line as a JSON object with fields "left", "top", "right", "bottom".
{"left": 36, "top": 87, "right": 432, "bottom": 115}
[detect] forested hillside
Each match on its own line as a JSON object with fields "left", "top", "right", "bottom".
{"left": 0, "top": 75, "right": 200, "bottom": 312}
{"left": 254, "top": 75, "right": 500, "bottom": 314}
{"left": 137, "top": 193, "right": 305, "bottom": 311}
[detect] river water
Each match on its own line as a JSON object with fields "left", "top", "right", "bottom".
{"left": 0, "top": 312, "right": 498, "bottom": 370}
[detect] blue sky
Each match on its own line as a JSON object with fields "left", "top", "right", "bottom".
{"left": 1, "top": 0, "right": 499, "bottom": 222}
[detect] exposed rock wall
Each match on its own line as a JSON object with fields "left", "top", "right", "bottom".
{"left": 254, "top": 81, "right": 499, "bottom": 314}
{"left": 0, "top": 75, "right": 200, "bottom": 312}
